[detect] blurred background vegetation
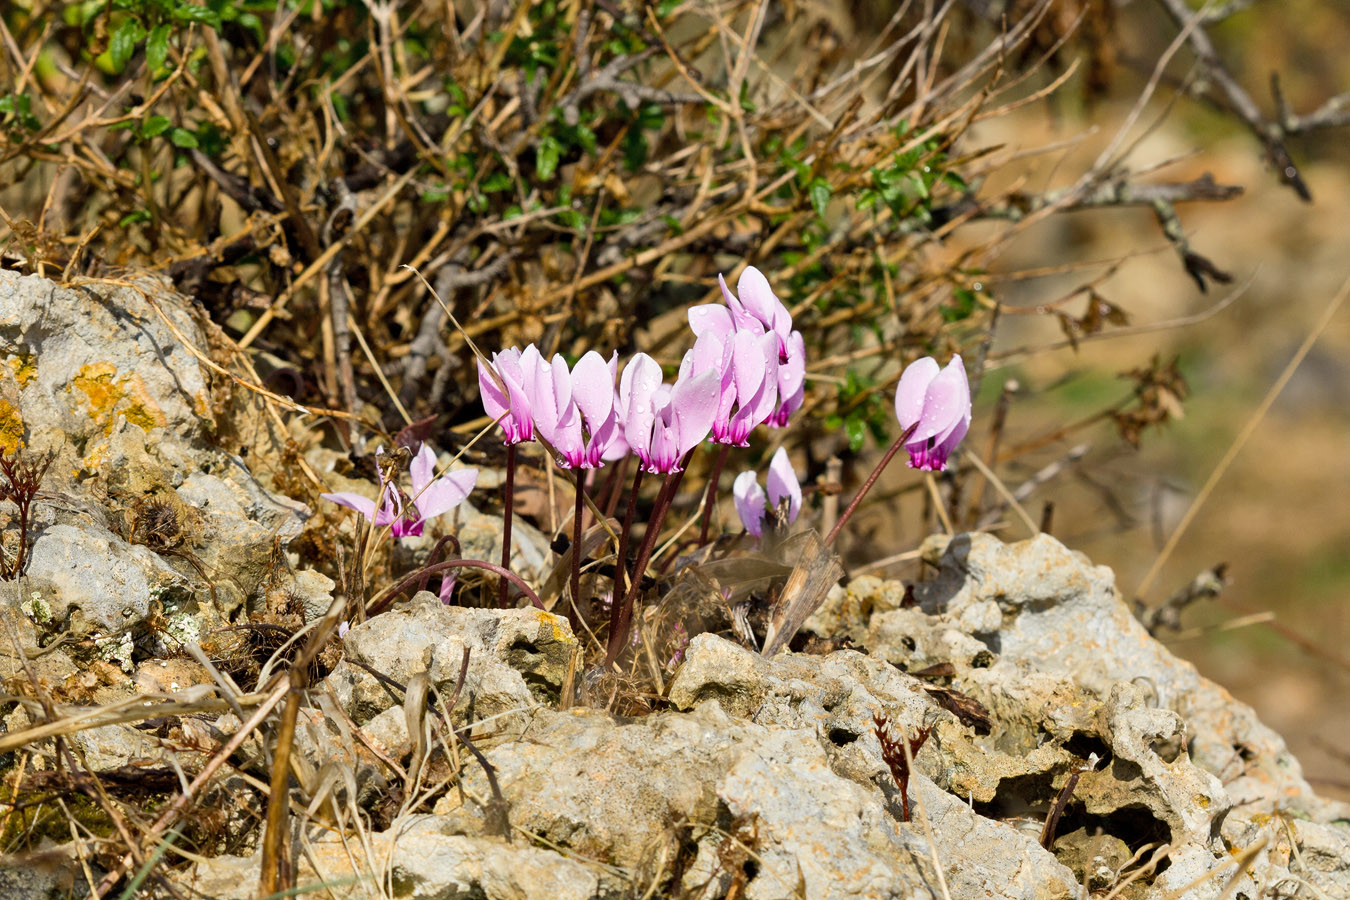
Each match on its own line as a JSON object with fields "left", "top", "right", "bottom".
{"left": 1, "top": 0, "right": 1347, "bottom": 792}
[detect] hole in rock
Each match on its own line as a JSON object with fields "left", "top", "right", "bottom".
{"left": 1063, "top": 732, "right": 1112, "bottom": 764}
{"left": 827, "top": 727, "right": 858, "bottom": 746}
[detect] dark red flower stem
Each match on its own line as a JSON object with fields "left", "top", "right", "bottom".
{"left": 368, "top": 558, "right": 544, "bottom": 616}
{"left": 605, "top": 455, "right": 689, "bottom": 667}
{"left": 824, "top": 423, "right": 918, "bottom": 547}
{"left": 697, "top": 443, "right": 731, "bottom": 546}
{"left": 568, "top": 469, "right": 588, "bottom": 630}
{"left": 597, "top": 457, "right": 626, "bottom": 519}
{"left": 611, "top": 465, "right": 645, "bottom": 608}
{"left": 498, "top": 443, "right": 517, "bottom": 607}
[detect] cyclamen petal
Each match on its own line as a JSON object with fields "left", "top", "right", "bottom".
{"left": 671, "top": 368, "right": 722, "bottom": 459}
{"left": 737, "top": 266, "right": 793, "bottom": 358}
{"left": 621, "top": 354, "right": 663, "bottom": 469}
{"left": 321, "top": 491, "right": 378, "bottom": 522}
{"left": 409, "top": 445, "right": 437, "bottom": 496}
{"left": 688, "top": 304, "right": 734, "bottom": 341}
{"left": 732, "top": 470, "right": 767, "bottom": 538}
{"left": 894, "top": 356, "right": 941, "bottom": 431}
{"left": 414, "top": 468, "right": 479, "bottom": 522}
{"left": 717, "top": 274, "right": 765, "bottom": 334}
{"left": 765, "top": 447, "right": 801, "bottom": 523}
{"left": 769, "top": 330, "right": 806, "bottom": 428}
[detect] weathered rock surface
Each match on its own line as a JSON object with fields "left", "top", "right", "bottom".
{"left": 0, "top": 270, "right": 307, "bottom": 637}
{"left": 328, "top": 591, "right": 578, "bottom": 731}
{"left": 4, "top": 270, "right": 1348, "bottom": 900}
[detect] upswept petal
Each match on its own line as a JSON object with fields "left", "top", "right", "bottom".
{"left": 620, "top": 354, "right": 663, "bottom": 467}
{"left": 688, "top": 304, "right": 734, "bottom": 340}
{"left": 743, "top": 332, "right": 782, "bottom": 430}
{"left": 321, "top": 492, "right": 377, "bottom": 522}
{"left": 409, "top": 444, "right": 437, "bottom": 495}
{"left": 571, "top": 351, "right": 616, "bottom": 426}
{"left": 491, "top": 346, "right": 537, "bottom": 443}
{"left": 907, "top": 356, "right": 970, "bottom": 445}
{"left": 413, "top": 468, "right": 479, "bottom": 521}
{"left": 894, "top": 356, "right": 941, "bottom": 430}
{"left": 671, "top": 368, "right": 722, "bottom": 457}
{"left": 736, "top": 267, "right": 778, "bottom": 328}
{"left": 730, "top": 330, "right": 768, "bottom": 405}
{"left": 478, "top": 358, "right": 510, "bottom": 424}
{"left": 732, "top": 470, "right": 766, "bottom": 538}
{"left": 766, "top": 447, "right": 801, "bottom": 523}
{"left": 717, "top": 274, "right": 763, "bottom": 334}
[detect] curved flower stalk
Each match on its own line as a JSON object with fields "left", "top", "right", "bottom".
{"left": 894, "top": 355, "right": 972, "bottom": 472}
{"left": 478, "top": 344, "right": 543, "bottom": 445}
{"left": 322, "top": 445, "right": 478, "bottom": 538}
{"left": 619, "top": 353, "right": 720, "bottom": 474}
{"left": 732, "top": 448, "right": 802, "bottom": 538}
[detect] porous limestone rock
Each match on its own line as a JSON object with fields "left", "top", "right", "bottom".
{"left": 182, "top": 817, "right": 602, "bottom": 900}
{"left": 326, "top": 592, "right": 576, "bottom": 729}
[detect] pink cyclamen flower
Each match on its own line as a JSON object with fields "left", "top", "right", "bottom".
{"left": 732, "top": 448, "right": 802, "bottom": 538}
{"left": 679, "top": 328, "right": 779, "bottom": 446}
{"left": 478, "top": 345, "right": 543, "bottom": 445}
{"left": 525, "top": 350, "right": 625, "bottom": 469}
{"left": 619, "top": 353, "right": 720, "bottom": 473}
{"left": 894, "top": 355, "right": 971, "bottom": 472}
{"left": 690, "top": 266, "right": 794, "bottom": 361}
{"left": 322, "top": 445, "right": 478, "bottom": 538}
{"left": 688, "top": 266, "right": 806, "bottom": 431}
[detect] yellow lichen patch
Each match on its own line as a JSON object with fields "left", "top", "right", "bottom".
{"left": 70, "top": 362, "right": 167, "bottom": 435}
{"left": 0, "top": 399, "right": 22, "bottom": 454}
{"left": 6, "top": 355, "right": 37, "bottom": 387}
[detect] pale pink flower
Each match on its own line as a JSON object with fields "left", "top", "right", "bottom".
{"left": 620, "top": 353, "right": 720, "bottom": 473}
{"left": 478, "top": 345, "right": 543, "bottom": 445}
{"left": 732, "top": 448, "right": 802, "bottom": 538}
{"left": 322, "top": 445, "right": 478, "bottom": 538}
{"left": 525, "top": 350, "right": 625, "bottom": 469}
{"left": 894, "top": 355, "right": 971, "bottom": 472}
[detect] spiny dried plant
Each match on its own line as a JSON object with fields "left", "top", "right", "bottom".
{"left": 0, "top": 446, "right": 52, "bottom": 580}
{"left": 873, "top": 710, "right": 932, "bottom": 823}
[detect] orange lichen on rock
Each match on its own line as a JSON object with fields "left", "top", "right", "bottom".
{"left": 70, "top": 362, "right": 167, "bottom": 434}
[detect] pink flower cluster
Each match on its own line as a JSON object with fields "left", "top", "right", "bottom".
{"left": 478, "top": 267, "right": 808, "bottom": 474}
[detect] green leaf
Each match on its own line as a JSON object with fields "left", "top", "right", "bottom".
{"left": 481, "top": 171, "right": 512, "bottom": 193}
{"left": 808, "top": 178, "right": 832, "bottom": 219}
{"left": 844, "top": 417, "right": 867, "bottom": 453}
{"left": 109, "top": 17, "right": 146, "bottom": 74}
{"left": 119, "top": 209, "right": 153, "bottom": 227}
{"left": 907, "top": 171, "right": 929, "bottom": 200}
{"left": 171, "top": 4, "right": 223, "bottom": 27}
{"left": 140, "top": 115, "right": 171, "bottom": 139}
{"left": 536, "top": 135, "right": 561, "bottom": 180}
{"left": 146, "top": 23, "right": 171, "bottom": 72}
{"left": 169, "top": 127, "right": 199, "bottom": 148}
{"left": 940, "top": 288, "right": 978, "bottom": 323}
